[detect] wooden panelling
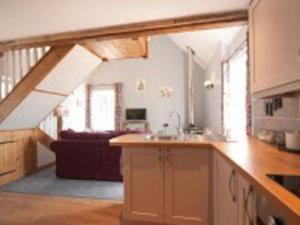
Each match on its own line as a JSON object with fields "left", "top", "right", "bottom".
{"left": 0, "top": 10, "right": 248, "bottom": 51}
{"left": 83, "top": 36, "right": 148, "bottom": 61}
{"left": 0, "top": 45, "right": 74, "bottom": 124}
{"left": 0, "top": 129, "right": 37, "bottom": 185}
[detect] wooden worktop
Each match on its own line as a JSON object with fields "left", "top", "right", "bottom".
{"left": 110, "top": 134, "right": 300, "bottom": 222}
{"left": 110, "top": 134, "right": 212, "bottom": 148}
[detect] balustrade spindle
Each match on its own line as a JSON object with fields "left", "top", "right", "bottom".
{"left": 0, "top": 46, "right": 50, "bottom": 103}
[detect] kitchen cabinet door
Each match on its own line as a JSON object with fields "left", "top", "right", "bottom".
{"left": 213, "top": 152, "right": 238, "bottom": 225}
{"left": 238, "top": 174, "right": 257, "bottom": 225}
{"left": 165, "top": 149, "right": 210, "bottom": 225}
{"left": 250, "top": 0, "right": 300, "bottom": 95}
{"left": 123, "top": 147, "right": 165, "bottom": 223}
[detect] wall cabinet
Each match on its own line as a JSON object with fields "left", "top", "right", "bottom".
{"left": 123, "top": 148, "right": 210, "bottom": 225}
{"left": 249, "top": 0, "right": 300, "bottom": 96}
{"left": 213, "top": 152, "right": 256, "bottom": 225}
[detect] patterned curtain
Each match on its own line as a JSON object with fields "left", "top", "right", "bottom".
{"left": 221, "top": 61, "right": 230, "bottom": 136}
{"left": 222, "top": 40, "right": 251, "bottom": 138}
{"left": 114, "top": 83, "right": 123, "bottom": 131}
{"left": 86, "top": 84, "right": 92, "bottom": 129}
{"left": 246, "top": 30, "right": 252, "bottom": 135}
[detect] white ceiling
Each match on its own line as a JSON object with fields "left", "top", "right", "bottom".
{"left": 0, "top": 0, "right": 250, "bottom": 41}
{"left": 168, "top": 26, "right": 246, "bottom": 67}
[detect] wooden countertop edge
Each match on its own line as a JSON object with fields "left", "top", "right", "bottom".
{"left": 110, "top": 134, "right": 300, "bottom": 221}
{"left": 110, "top": 141, "right": 212, "bottom": 148}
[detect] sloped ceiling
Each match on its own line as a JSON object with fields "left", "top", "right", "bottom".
{"left": 0, "top": 0, "right": 250, "bottom": 41}
{"left": 168, "top": 26, "right": 245, "bottom": 67}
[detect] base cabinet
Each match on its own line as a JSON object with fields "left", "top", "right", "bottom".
{"left": 213, "top": 152, "right": 257, "bottom": 225}
{"left": 123, "top": 148, "right": 165, "bottom": 224}
{"left": 123, "top": 148, "right": 210, "bottom": 225}
{"left": 238, "top": 174, "right": 257, "bottom": 225}
{"left": 165, "top": 149, "right": 209, "bottom": 225}
{"left": 213, "top": 152, "right": 238, "bottom": 225}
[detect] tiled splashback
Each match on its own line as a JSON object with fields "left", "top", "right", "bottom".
{"left": 252, "top": 92, "right": 300, "bottom": 134}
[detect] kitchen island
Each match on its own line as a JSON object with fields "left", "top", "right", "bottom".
{"left": 110, "top": 134, "right": 300, "bottom": 225}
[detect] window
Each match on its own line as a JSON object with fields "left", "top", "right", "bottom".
{"left": 223, "top": 45, "right": 248, "bottom": 140}
{"left": 91, "top": 85, "right": 115, "bottom": 131}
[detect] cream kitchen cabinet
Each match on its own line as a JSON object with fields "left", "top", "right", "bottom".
{"left": 213, "top": 152, "right": 238, "bottom": 225}
{"left": 123, "top": 148, "right": 165, "bottom": 224}
{"left": 123, "top": 147, "right": 210, "bottom": 225}
{"left": 213, "top": 152, "right": 257, "bottom": 225}
{"left": 237, "top": 174, "right": 257, "bottom": 225}
{"left": 249, "top": 0, "right": 300, "bottom": 96}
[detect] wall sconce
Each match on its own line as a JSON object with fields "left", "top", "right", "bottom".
{"left": 136, "top": 78, "right": 146, "bottom": 92}
{"left": 159, "top": 86, "right": 174, "bottom": 98}
{"left": 204, "top": 80, "right": 214, "bottom": 89}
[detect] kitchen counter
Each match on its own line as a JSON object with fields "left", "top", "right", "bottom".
{"left": 110, "top": 134, "right": 300, "bottom": 222}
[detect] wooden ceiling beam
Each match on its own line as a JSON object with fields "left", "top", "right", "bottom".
{"left": 0, "top": 10, "right": 248, "bottom": 51}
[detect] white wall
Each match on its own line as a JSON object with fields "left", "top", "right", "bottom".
{"left": 37, "top": 143, "right": 55, "bottom": 168}
{"left": 89, "top": 36, "right": 206, "bottom": 133}
{"left": 203, "top": 43, "right": 227, "bottom": 132}
{"left": 62, "top": 83, "right": 87, "bottom": 131}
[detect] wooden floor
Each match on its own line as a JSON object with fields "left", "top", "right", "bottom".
{"left": 0, "top": 192, "right": 123, "bottom": 225}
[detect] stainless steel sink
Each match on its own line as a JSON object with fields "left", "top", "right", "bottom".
{"left": 144, "top": 134, "right": 178, "bottom": 141}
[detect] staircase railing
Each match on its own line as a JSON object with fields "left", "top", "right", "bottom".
{"left": 0, "top": 46, "right": 50, "bottom": 101}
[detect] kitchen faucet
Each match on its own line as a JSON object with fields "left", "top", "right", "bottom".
{"left": 169, "top": 111, "right": 184, "bottom": 140}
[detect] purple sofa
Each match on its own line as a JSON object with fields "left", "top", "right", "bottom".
{"left": 50, "top": 130, "right": 131, "bottom": 181}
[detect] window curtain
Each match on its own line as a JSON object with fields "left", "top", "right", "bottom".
{"left": 222, "top": 40, "right": 252, "bottom": 138}
{"left": 114, "top": 83, "right": 123, "bottom": 131}
{"left": 221, "top": 61, "right": 230, "bottom": 135}
{"left": 86, "top": 84, "right": 92, "bottom": 129}
{"left": 246, "top": 30, "right": 252, "bottom": 135}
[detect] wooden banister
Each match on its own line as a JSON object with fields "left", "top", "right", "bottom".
{"left": 0, "top": 45, "right": 75, "bottom": 123}
{"left": 35, "top": 128, "right": 55, "bottom": 151}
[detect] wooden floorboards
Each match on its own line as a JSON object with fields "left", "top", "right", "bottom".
{"left": 0, "top": 192, "right": 123, "bottom": 225}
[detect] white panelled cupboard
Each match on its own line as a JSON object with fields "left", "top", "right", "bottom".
{"left": 250, "top": 0, "right": 300, "bottom": 97}
{"left": 123, "top": 148, "right": 210, "bottom": 225}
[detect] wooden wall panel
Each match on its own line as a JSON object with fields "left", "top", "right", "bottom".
{"left": 0, "top": 129, "right": 37, "bottom": 185}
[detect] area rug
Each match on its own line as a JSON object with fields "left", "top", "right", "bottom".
{"left": 0, "top": 166, "right": 123, "bottom": 200}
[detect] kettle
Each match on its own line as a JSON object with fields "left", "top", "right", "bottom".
{"left": 285, "top": 132, "right": 300, "bottom": 151}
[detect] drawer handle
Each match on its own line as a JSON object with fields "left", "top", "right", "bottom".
{"left": 244, "top": 185, "right": 254, "bottom": 225}
{"left": 229, "top": 170, "right": 236, "bottom": 202}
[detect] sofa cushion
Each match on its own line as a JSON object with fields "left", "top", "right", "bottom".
{"left": 60, "top": 130, "right": 100, "bottom": 140}
{"left": 59, "top": 130, "right": 132, "bottom": 140}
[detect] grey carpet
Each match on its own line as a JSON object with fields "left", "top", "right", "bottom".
{"left": 0, "top": 166, "right": 123, "bottom": 200}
